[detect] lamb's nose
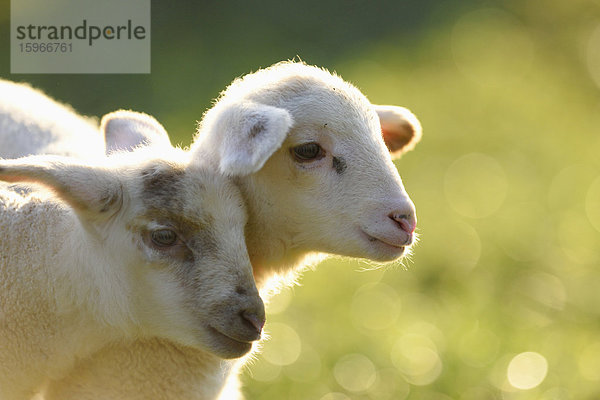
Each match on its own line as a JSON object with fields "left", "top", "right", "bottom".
{"left": 389, "top": 212, "right": 416, "bottom": 234}
{"left": 241, "top": 309, "right": 266, "bottom": 337}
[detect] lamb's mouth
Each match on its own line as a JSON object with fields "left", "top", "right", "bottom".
{"left": 208, "top": 325, "right": 254, "bottom": 344}
{"left": 206, "top": 325, "right": 254, "bottom": 357}
{"left": 361, "top": 230, "right": 407, "bottom": 255}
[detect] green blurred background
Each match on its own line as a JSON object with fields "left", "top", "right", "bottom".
{"left": 2, "top": 0, "right": 600, "bottom": 398}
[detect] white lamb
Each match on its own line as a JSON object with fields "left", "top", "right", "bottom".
{"left": 0, "top": 79, "right": 172, "bottom": 160}
{"left": 0, "top": 80, "right": 105, "bottom": 159}
{"left": 0, "top": 61, "right": 422, "bottom": 399}
{"left": 0, "top": 134, "right": 267, "bottom": 399}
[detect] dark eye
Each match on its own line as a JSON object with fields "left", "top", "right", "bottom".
{"left": 151, "top": 229, "right": 178, "bottom": 247}
{"left": 291, "top": 142, "right": 325, "bottom": 162}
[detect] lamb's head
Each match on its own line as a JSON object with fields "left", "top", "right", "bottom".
{"left": 122, "top": 155, "right": 265, "bottom": 359}
{"left": 0, "top": 145, "right": 265, "bottom": 360}
{"left": 192, "top": 61, "right": 422, "bottom": 267}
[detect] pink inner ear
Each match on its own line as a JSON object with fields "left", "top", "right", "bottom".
{"left": 381, "top": 121, "right": 418, "bottom": 156}
{"left": 375, "top": 105, "right": 422, "bottom": 158}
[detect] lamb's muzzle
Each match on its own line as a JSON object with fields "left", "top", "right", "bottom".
{"left": 241, "top": 309, "right": 266, "bottom": 336}
{"left": 223, "top": 294, "right": 265, "bottom": 342}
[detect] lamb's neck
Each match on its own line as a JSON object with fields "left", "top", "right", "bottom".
{"left": 0, "top": 205, "right": 123, "bottom": 393}
{"left": 247, "top": 236, "right": 309, "bottom": 285}
{"left": 244, "top": 212, "right": 323, "bottom": 287}
{"left": 237, "top": 175, "right": 323, "bottom": 285}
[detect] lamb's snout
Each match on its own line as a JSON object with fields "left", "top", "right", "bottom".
{"left": 230, "top": 292, "right": 266, "bottom": 342}
{"left": 241, "top": 309, "right": 266, "bottom": 337}
{"left": 205, "top": 287, "right": 265, "bottom": 359}
{"left": 389, "top": 211, "right": 416, "bottom": 235}
{"left": 361, "top": 199, "right": 417, "bottom": 254}
{"left": 388, "top": 205, "right": 417, "bottom": 246}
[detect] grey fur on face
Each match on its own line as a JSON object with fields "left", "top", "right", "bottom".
{"left": 141, "top": 162, "right": 187, "bottom": 210}
{"left": 332, "top": 156, "right": 347, "bottom": 174}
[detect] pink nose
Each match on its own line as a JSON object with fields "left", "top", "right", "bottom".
{"left": 389, "top": 212, "right": 416, "bottom": 234}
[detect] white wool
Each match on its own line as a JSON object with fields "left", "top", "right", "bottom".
{"left": 0, "top": 80, "right": 104, "bottom": 160}
{"left": 0, "top": 181, "right": 134, "bottom": 399}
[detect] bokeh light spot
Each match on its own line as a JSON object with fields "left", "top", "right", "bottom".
{"left": 444, "top": 153, "right": 508, "bottom": 218}
{"left": 548, "top": 164, "right": 597, "bottom": 210}
{"left": 507, "top": 352, "right": 548, "bottom": 390}
{"left": 368, "top": 368, "right": 410, "bottom": 400}
{"left": 333, "top": 353, "right": 377, "bottom": 393}
{"left": 351, "top": 283, "right": 400, "bottom": 331}
{"left": 261, "top": 322, "right": 301, "bottom": 366}
{"left": 391, "top": 334, "right": 443, "bottom": 385}
{"left": 266, "top": 286, "right": 293, "bottom": 315}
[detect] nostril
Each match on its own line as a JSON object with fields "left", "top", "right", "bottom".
{"left": 235, "top": 286, "right": 247, "bottom": 295}
{"left": 389, "top": 212, "right": 416, "bottom": 234}
{"left": 241, "top": 310, "right": 265, "bottom": 335}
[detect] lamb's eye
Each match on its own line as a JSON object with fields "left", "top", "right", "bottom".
{"left": 291, "top": 143, "right": 324, "bottom": 162}
{"left": 151, "top": 229, "right": 178, "bottom": 247}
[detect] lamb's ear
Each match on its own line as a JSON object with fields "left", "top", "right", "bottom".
{"left": 194, "top": 101, "right": 293, "bottom": 176}
{"left": 101, "top": 110, "right": 172, "bottom": 155}
{"left": 0, "top": 156, "right": 122, "bottom": 219}
{"left": 374, "top": 105, "right": 422, "bottom": 159}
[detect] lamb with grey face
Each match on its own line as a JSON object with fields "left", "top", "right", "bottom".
{"left": 127, "top": 155, "right": 265, "bottom": 358}
{"left": 0, "top": 145, "right": 264, "bottom": 399}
